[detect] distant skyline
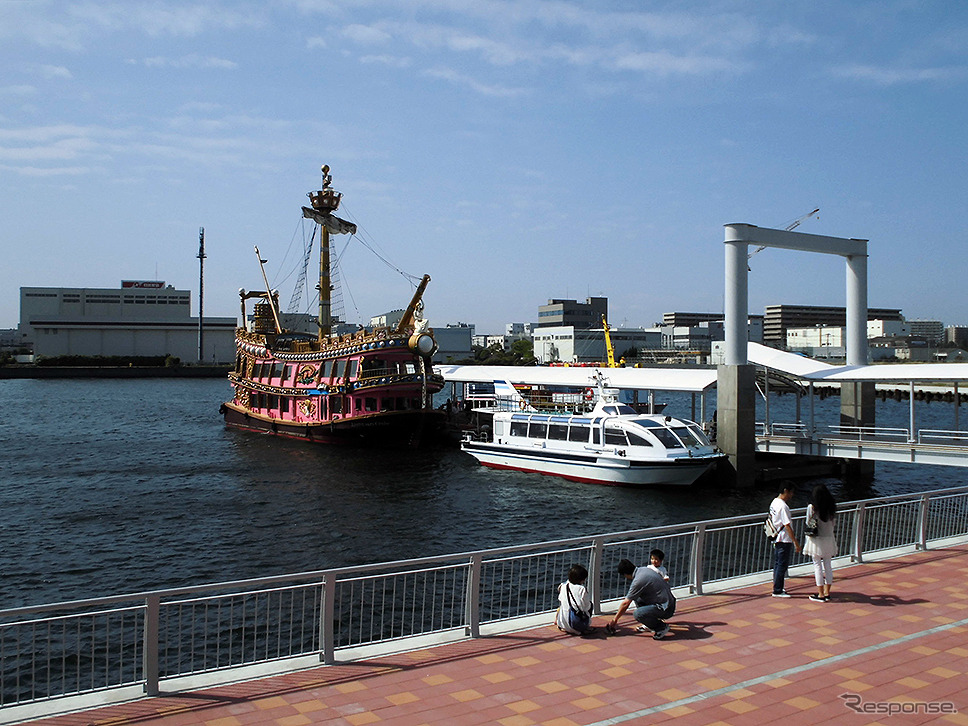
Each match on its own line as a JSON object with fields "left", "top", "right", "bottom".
{"left": 2, "top": 1, "right": 966, "bottom": 333}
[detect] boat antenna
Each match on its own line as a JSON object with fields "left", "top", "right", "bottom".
{"left": 254, "top": 245, "right": 283, "bottom": 334}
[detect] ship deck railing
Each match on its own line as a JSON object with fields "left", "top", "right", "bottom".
{"left": 2, "top": 486, "right": 968, "bottom": 712}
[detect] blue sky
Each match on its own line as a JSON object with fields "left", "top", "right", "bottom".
{"left": 2, "top": 1, "right": 966, "bottom": 333}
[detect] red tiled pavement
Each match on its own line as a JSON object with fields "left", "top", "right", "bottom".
{"left": 20, "top": 544, "right": 968, "bottom": 725}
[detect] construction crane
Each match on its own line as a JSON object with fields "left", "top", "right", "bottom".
{"left": 602, "top": 315, "right": 617, "bottom": 367}
{"left": 748, "top": 207, "right": 820, "bottom": 264}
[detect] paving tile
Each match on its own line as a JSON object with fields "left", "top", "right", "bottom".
{"left": 19, "top": 543, "right": 968, "bottom": 726}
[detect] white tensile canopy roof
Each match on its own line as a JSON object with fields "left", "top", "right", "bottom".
{"left": 438, "top": 343, "right": 968, "bottom": 393}
{"left": 435, "top": 364, "right": 719, "bottom": 393}
{"left": 747, "top": 342, "right": 968, "bottom": 384}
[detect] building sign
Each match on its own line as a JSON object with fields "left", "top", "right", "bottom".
{"left": 122, "top": 280, "right": 165, "bottom": 289}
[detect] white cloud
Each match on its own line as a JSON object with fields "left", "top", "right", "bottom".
{"left": 360, "top": 55, "right": 412, "bottom": 69}
{"left": 832, "top": 63, "right": 968, "bottom": 86}
{"left": 0, "top": 85, "right": 38, "bottom": 96}
{"left": 134, "top": 55, "right": 238, "bottom": 70}
{"left": 613, "top": 50, "right": 745, "bottom": 77}
{"left": 423, "top": 67, "right": 528, "bottom": 97}
{"left": 36, "top": 65, "right": 74, "bottom": 80}
{"left": 341, "top": 24, "right": 391, "bottom": 46}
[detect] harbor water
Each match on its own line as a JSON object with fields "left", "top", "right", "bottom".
{"left": 1, "top": 377, "right": 965, "bottom": 610}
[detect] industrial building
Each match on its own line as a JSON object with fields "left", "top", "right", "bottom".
{"left": 762, "top": 304, "right": 903, "bottom": 348}
{"left": 19, "top": 282, "right": 237, "bottom": 363}
{"left": 536, "top": 297, "right": 607, "bottom": 329}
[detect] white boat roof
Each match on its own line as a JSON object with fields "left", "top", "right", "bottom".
{"left": 747, "top": 342, "right": 968, "bottom": 383}
{"left": 435, "top": 364, "right": 719, "bottom": 393}
{"left": 438, "top": 344, "right": 968, "bottom": 393}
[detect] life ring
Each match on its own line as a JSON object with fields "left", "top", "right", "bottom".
{"left": 584, "top": 388, "right": 594, "bottom": 401}
{"left": 519, "top": 400, "right": 526, "bottom": 410}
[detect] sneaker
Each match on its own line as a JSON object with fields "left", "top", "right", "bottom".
{"left": 653, "top": 625, "right": 671, "bottom": 640}
{"left": 823, "top": 596, "right": 832, "bottom": 602}
{"left": 808, "top": 594, "right": 825, "bottom": 603}
{"left": 635, "top": 625, "right": 649, "bottom": 633}
{"left": 771, "top": 591, "right": 792, "bottom": 598}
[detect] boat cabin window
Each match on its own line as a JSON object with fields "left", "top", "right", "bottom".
{"left": 381, "top": 397, "right": 394, "bottom": 411}
{"left": 321, "top": 360, "right": 333, "bottom": 379}
{"left": 568, "top": 425, "right": 590, "bottom": 443}
{"left": 349, "top": 359, "right": 360, "bottom": 379}
{"left": 625, "top": 429, "right": 652, "bottom": 447}
{"left": 528, "top": 422, "right": 548, "bottom": 439}
{"left": 333, "top": 360, "right": 346, "bottom": 380}
{"left": 602, "top": 404, "right": 637, "bottom": 415}
{"left": 403, "top": 361, "right": 416, "bottom": 375}
{"left": 510, "top": 421, "right": 528, "bottom": 437}
{"left": 648, "top": 427, "right": 683, "bottom": 449}
{"left": 604, "top": 426, "right": 628, "bottom": 446}
{"left": 330, "top": 396, "right": 343, "bottom": 414}
{"left": 271, "top": 362, "right": 284, "bottom": 380}
{"left": 281, "top": 364, "right": 291, "bottom": 384}
{"left": 364, "top": 397, "right": 377, "bottom": 412}
{"left": 671, "top": 425, "right": 708, "bottom": 447}
{"left": 548, "top": 423, "right": 568, "bottom": 441}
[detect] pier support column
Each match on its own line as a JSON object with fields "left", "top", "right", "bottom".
{"left": 717, "top": 364, "right": 757, "bottom": 488}
{"left": 841, "top": 380, "right": 876, "bottom": 483}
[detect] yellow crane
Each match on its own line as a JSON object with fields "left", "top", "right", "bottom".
{"left": 602, "top": 315, "right": 617, "bottom": 367}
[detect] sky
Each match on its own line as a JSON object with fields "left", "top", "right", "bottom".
{"left": 1, "top": 0, "right": 966, "bottom": 334}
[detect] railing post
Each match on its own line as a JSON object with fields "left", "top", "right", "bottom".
{"left": 690, "top": 523, "right": 706, "bottom": 595}
{"left": 319, "top": 573, "right": 336, "bottom": 665}
{"left": 852, "top": 503, "right": 866, "bottom": 563}
{"left": 588, "top": 538, "right": 605, "bottom": 614}
{"left": 465, "top": 554, "right": 482, "bottom": 638}
{"left": 917, "top": 494, "right": 930, "bottom": 551}
{"left": 143, "top": 594, "right": 160, "bottom": 696}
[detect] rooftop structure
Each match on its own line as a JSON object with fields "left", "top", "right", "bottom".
{"left": 536, "top": 296, "right": 607, "bottom": 329}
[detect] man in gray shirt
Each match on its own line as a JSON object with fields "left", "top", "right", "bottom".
{"left": 606, "top": 558, "right": 676, "bottom": 639}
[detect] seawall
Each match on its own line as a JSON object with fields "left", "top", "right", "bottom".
{"left": 0, "top": 365, "right": 231, "bottom": 379}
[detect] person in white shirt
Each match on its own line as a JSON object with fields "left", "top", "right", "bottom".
{"left": 647, "top": 548, "right": 669, "bottom": 581}
{"left": 556, "top": 564, "right": 595, "bottom": 635}
{"left": 769, "top": 482, "right": 801, "bottom": 597}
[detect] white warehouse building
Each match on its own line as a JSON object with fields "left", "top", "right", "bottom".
{"left": 20, "top": 282, "right": 237, "bottom": 363}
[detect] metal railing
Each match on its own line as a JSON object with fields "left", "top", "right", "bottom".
{"left": 2, "top": 486, "right": 967, "bottom": 709}
{"left": 760, "top": 421, "right": 968, "bottom": 449}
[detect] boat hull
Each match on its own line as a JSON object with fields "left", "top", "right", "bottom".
{"left": 462, "top": 440, "right": 724, "bottom": 487}
{"left": 222, "top": 402, "right": 445, "bottom": 446}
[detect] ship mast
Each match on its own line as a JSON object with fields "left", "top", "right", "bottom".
{"left": 318, "top": 205, "right": 331, "bottom": 341}
{"left": 301, "top": 165, "right": 357, "bottom": 343}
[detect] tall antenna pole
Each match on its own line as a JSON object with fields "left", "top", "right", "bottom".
{"left": 197, "top": 227, "right": 206, "bottom": 363}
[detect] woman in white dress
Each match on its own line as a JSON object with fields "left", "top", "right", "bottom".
{"left": 803, "top": 484, "right": 837, "bottom": 602}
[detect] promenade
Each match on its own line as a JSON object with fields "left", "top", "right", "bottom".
{"left": 18, "top": 543, "right": 968, "bottom": 726}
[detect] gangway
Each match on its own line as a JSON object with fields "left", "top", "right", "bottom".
{"left": 756, "top": 423, "right": 968, "bottom": 467}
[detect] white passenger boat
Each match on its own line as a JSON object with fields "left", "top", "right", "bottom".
{"left": 460, "top": 373, "right": 726, "bottom": 487}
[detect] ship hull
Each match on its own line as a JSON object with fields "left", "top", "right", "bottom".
{"left": 462, "top": 440, "right": 722, "bottom": 487}
{"left": 222, "top": 401, "right": 446, "bottom": 446}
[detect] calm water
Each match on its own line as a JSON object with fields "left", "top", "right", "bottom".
{"left": 1, "top": 378, "right": 965, "bottom": 609}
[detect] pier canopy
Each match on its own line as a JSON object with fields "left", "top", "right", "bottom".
{"left": 436, "top": 364, "right": 718, "bottom": 393}
{"left": 748, "top": 342, "right": 968, "bottom": 384}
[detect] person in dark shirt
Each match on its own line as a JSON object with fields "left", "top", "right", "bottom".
{"left": 606, "top": 558, "right": 676, "bottom": 639}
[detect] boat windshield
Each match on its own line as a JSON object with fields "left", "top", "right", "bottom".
{"left": 600, "top": 404, "right": 637, "bottom": 415}
{"left": 630, "top": 419, "right": 685, "bottom": 449}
